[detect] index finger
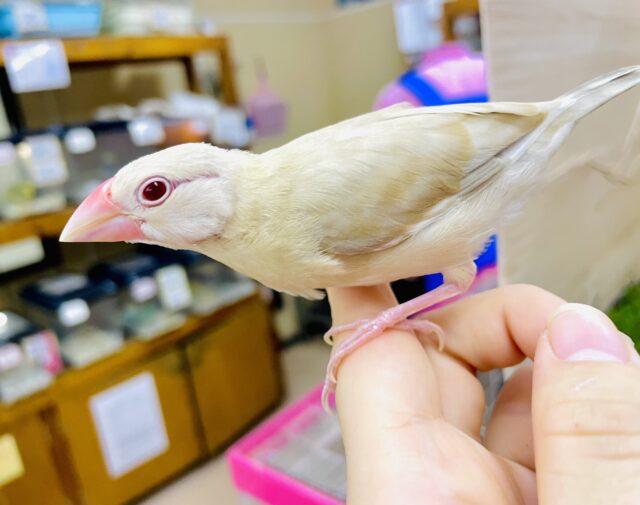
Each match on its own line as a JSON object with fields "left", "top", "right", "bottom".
{"left": 427, "top": 284, "right": 565, "bottom": 370}
{"left": 328, "top": 283, "right": 565, "bottom": 375}
{"left": 328, "top": 284, "right": 442, "bottom": 420}
{"left": 327, "top": 283, "right": 564, "bottom": 505}
{"left": 328, "top": 283, "right": 565, "bottom": 423}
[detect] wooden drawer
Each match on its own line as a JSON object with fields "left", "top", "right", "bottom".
{"left": 0, "top": 412, "right": 71, "bottom": 505}
{"left": 55, "top": 349, "right": 203, "bottom": 505}
{"left": 187, "top": 296, "right": 281, "bottom": 452}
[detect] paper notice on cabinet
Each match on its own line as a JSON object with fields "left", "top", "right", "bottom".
{"left": 0, "top": 434, "right": 25, "bottom": 486}
{"left": 90, "top": 372, "right": 169, "bottom": 478}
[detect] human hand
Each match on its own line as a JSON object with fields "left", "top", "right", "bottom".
{"left": 327, "top": 284, "right": 640, "bottom": 505}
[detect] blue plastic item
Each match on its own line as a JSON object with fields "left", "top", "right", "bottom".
{"left": 0, "top": 4, "right": 47, "bottom": 38}
{"left": 424, "top": 236, "right": 498, "bottom": 292}
{"left": 399, "top": 69, "right": 488, "bottom": 105}
{"left": 44, "top": 1, "right": 102, "bottom": 38}
{"left": 0, "top": 2, "right": 102, "bottom": 39}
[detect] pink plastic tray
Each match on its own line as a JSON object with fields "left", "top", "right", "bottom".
{"left": 227, "top": 386, "right": 343, "bottom": 505}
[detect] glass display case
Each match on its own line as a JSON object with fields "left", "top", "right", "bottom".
{"left": 0, "top": 310, "right": 57, "bottom": 403}
{"left": 89, "top": 253, "right": 191, "bottom": 340}
{"left": 0, "top": 136, "right": 68, "bottom": 220}
{"left": 20, "top": 273, "right": 123, "bottom": 368}
{"left": 0, "top": 138, "right": 68, "bottom": 220}
{"left": 148, "top": 249, "right": 256, "bottom": 316}
{"left": 63, "top": 123, "right": 156, "bottom": 204}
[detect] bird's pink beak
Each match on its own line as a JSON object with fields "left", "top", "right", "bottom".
{"left": 60, "top": 178, "right": 145, "bottom": 243}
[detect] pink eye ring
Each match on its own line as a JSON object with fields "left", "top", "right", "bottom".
{"left": 137, "top": 177, "right": 172, "bottom": 206}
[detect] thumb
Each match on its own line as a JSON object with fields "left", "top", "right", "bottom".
{"left": 532, "top": 303, "right": 640, "bottom": 505}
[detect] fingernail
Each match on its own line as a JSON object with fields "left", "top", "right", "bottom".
{"left": 548, "top": 303, "right": 628, "bottom": 362}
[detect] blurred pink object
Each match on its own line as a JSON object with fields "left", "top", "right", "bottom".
{"left": 247, "top": 60, "right": 287, "bottom": 138}
{"left": 374, "top": 42, "right": 486, "bottom": 109}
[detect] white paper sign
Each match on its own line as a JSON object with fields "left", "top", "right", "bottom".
{"left": 90, "top": 372, "right": 169, "bottom": 478}
{"left": 3, "top": 40, "right": 71, "bottom": 93}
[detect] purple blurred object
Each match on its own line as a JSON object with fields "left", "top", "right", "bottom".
{"left": 247, "top": 60, "right": 287, "bottom": 138}
{"left": 374, "top": 42, "right": 486, "bottom": 109}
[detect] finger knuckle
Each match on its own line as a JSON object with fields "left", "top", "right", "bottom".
{"left": 544, "top": 396, "right": 640, "bottom": 439}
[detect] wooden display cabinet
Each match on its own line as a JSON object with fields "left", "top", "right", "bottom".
{"left": 54, "top": 348, "right": 203, "bottom": 505}
{"left": 187, "top": 296, "right": 281, "bottom": 452}
{"left": 0, "top": 411, "right": 72, "bottom": 505}
{"left": 0, "top": 35, "right": 283, "bottom": 505}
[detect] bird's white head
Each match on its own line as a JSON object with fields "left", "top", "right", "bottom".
{"left": 60, "top": 143, "right": 239, "bottom": 248}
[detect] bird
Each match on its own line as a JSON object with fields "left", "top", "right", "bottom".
{"left": 61, "top": 65, "right": 640, "bottom": 411}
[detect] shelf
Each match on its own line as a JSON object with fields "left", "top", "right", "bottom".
{"left": 0, "top": 207, "right": 75, "bottom": 245}
{"left": 0, "top": 35, "right": 239, "bottom": 131}
{"left": 0, "top": 36, "right": 226, "bottom": 66}
{"left": 0, "top": 291, "right": 261, "bottom": 425}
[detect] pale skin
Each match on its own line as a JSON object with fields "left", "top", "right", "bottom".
{"left": 328, "top": 284, "right": 640, "bottom": 505}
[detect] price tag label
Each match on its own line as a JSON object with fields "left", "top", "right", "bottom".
{"left": 14, "top": 1, "right": 48, "bottom": 34}
{"left": 127, "top": 117, "right": 166, "bottom": 147}
{"left": 21, "top": 330, "right": 63, "bottom": 375}
{"left": 0, "top": 434, "right": 24, "bottom": 486}
{"left": 130, "top": 277, "right": 158, "bottom": 303}
{"left": 155, "top": 265, "right": 192, "bottom": 311}
{"left": 3, "top": 39, "right": 71, "bottom": 93}
{"left": 23, "top": 134, "right": 69, "bottom": 187}
{"left": 58, "top": 299, "right": 91, "bottom": 328}
{"left": 64, "top": 127, "right": 96, "bottom": 154}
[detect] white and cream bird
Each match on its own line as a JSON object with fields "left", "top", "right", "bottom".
{"left": 61, "top": 65, "right": 640, "bottom": 409}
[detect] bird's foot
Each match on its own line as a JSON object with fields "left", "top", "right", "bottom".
{"left": 321, "top": 309, "right": 444, "bottom": 412}
{"left": 320, "top": 264, "right": 476, "bottom": 413}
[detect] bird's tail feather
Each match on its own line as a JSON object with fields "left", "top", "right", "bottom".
{"left": 553, "top": 65, "right": 640, "bottom": 125}
{"left": 502, "top": 65, "right": 640, "bottom": 165}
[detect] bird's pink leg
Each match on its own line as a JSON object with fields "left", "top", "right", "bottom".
{"left": 322, "top": 262, "right": 477, "bottom": 412}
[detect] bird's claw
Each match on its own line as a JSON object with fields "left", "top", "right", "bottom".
{"left": 323, "top": 318, "right": 368, "bottom": 345}
{"left": 321, "top": 314, "right": 445, "bottom": 412}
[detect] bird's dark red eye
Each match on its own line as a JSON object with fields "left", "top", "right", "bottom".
{"left": 137, "top": 177, "right": 172, "bottom": 206}
{"left": 143, "top": 180, "right": 166, "bottom": 200}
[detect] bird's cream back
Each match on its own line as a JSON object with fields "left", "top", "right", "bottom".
{"left": 203, "top": 103, "right": 549, "bottom": 296}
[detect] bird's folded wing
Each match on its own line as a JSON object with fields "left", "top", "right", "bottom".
{"left": 286, "top": 102, "right": 548, "bottom": 256}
